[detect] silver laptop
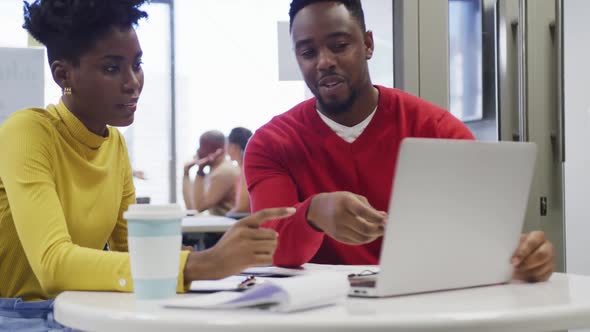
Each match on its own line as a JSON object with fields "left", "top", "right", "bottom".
{"left": 349, "top": 138, "right": 537, "bottom": 297}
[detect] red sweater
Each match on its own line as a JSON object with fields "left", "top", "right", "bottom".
{"left": 245, "top": 86, "right": 474, "bottom": 267}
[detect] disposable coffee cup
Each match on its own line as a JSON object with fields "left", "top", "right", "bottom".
{"left": 123, "top": 204, "right": 185, "bottom": 300}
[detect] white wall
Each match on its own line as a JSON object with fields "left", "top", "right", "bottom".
{"left": 0, "top": 0, "right": 28, "bottom": 48}
{"left": 0, "top": 48, "right": 44, "bottom": 124}
{"left": 0, "top": 1, "right": 44, "bottom": 124}
{"left": 564, "top": 0, "right": 590, "bottom": 275}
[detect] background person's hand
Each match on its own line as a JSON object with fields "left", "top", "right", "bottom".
{"left": 184, "top": 149, "right": 224, "bottom": 176}
{"left": 511, "top": 231, "right": 555, "bottom": 282}
{"left": 188, "top": 207, "right": 296, "bottom": 280}
{"left": 183, "top": 158, "right": 198, "bottom": 176}
{"left": 307, "top": 192, "right": 387, "bottom": 245}
{"left": 196, "top": 148, "right": 224, "bottom": 168}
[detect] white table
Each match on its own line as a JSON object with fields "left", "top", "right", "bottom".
{"left": 54, "top": 271, "right": 590, "bottom": 332}
{"left": 182, "top": 216, "right": 237, "bottom": 233}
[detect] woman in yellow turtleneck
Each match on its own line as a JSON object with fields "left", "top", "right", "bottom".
{"left": 0, "top": 1, "right": 292, "bottom": 330}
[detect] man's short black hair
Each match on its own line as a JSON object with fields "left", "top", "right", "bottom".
{"left": 228, "top": 127, "right": 253, "bottom": 152}
{"left": 289, "top": 0, "right": 366, "bottom": 32}
{"left": 23, "top": 0, "right": 148, "bottom": 65}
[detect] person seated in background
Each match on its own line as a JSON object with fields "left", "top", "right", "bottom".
{"left": 244, "top": 0, "right": 555, "bottom": 282}
{"left": 0, "top": 1, "right": 291, "bottom": 330}
{"left": 226, "top": 127, "right": 253, "bottom": 216}
{"left": 183, "top": 130, "right": 240, "bottom": 216}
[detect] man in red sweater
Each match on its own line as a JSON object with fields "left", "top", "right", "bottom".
{"left": 244, "top": 0, "right": 555, "bottom": 282}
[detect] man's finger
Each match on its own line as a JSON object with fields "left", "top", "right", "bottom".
{"left": 337, "top": 220, "right": 383, "bottom": 244}
{"left": 352, "top": 194, "right": 370, "bottom": 206}
{"left": 534, "top": 263, "right": 555, "bottom": 282}
{"left": 333, "top": 232, "right": 363, "bottom": 245}
{"left": 529, "top": 261, "right": 555, "bottom": 282}
{"left": 511, "top": 231, "right": 546, "bottom": 266}
{"left": 239, "top": 207, "right": 296, "bottom": 228}
{"left": 520, "top": 260, "right": 555, "bottom": 282}
{"left": 515, "top": 241, "right": 554, "bottom": 272}
{"left": 346, "top": 198, "right": 387, "bottom": 224}
{"left": 348, "top": 216, "right": 384, "bottom": 238}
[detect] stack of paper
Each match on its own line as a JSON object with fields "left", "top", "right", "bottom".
{"left": 240, "top": 266, "right": 306, "bottom": 277}
{"left": 164, "top": 272, "right": 348, "bottom": 313}
{"left": 189, "top": 275, "right": 262, "bottom": 292}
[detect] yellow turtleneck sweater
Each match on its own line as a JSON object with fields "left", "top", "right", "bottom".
{"left": 0, "top": 101, "right": 189, "bottom": 301}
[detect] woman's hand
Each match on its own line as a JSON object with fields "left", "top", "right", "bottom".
{"left": 183, "top": 207, "right": 295, "bottom": 281}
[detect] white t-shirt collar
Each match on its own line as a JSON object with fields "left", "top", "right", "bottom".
{"left": 316, "top": 105, "right": 378, "bottom": 143}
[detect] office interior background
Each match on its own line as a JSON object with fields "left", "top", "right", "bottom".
{"left": 0, "top": 0, "right": 588, "bottom": 277}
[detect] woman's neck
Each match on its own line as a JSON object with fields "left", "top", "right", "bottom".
{"left": 62, "top": 96, "right": 108, "bottom": 136}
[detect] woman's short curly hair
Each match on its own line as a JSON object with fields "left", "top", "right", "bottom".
{"left": 23, "top": 0, "right": 148, "bottom": 64}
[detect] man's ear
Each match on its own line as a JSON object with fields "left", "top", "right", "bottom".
{"left": 364, "top": 30, "right": 375, "bottom": 60}
{"left": 50, "top": 60, "right": 71, "bottom": 90}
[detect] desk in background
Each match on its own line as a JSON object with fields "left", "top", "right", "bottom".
{"left": 54, "top": 269, "right": 590, "bottom": 332}
{"left": 181, "top": 216, "right": 237, "bottom": 250}
{"left": 182, "top": 216, "right": 237, "bottom": 233}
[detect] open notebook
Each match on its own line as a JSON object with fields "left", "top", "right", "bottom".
{"left": 163, "top": 272, "right": 348, "bottom": 313}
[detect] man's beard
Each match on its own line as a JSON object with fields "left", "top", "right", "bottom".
{"left": 316, "top": 86, "right": 358, "bottom": 116}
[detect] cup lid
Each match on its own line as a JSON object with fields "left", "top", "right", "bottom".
{"left": 123, "top": 204, "right": 185, "bottom": 220}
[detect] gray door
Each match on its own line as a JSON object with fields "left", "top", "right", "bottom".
{"left": 394, "top": 0, "right": 566, "bottom": 272}
{"left": 496, "top": 0, "right": 565, "bottom": 272}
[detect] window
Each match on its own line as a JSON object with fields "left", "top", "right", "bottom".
{"left": 125, "top": 2, "right": 173, "bottom": 204}
{"left": 0, "top": 0, "right": 28, "bottom": 48}
{"left": 449, "top": 0, "right": 483, "bottom": 122}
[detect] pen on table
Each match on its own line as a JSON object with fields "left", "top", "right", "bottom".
{"left": 238, "top": 275, "right": 257, "bottom": 290}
